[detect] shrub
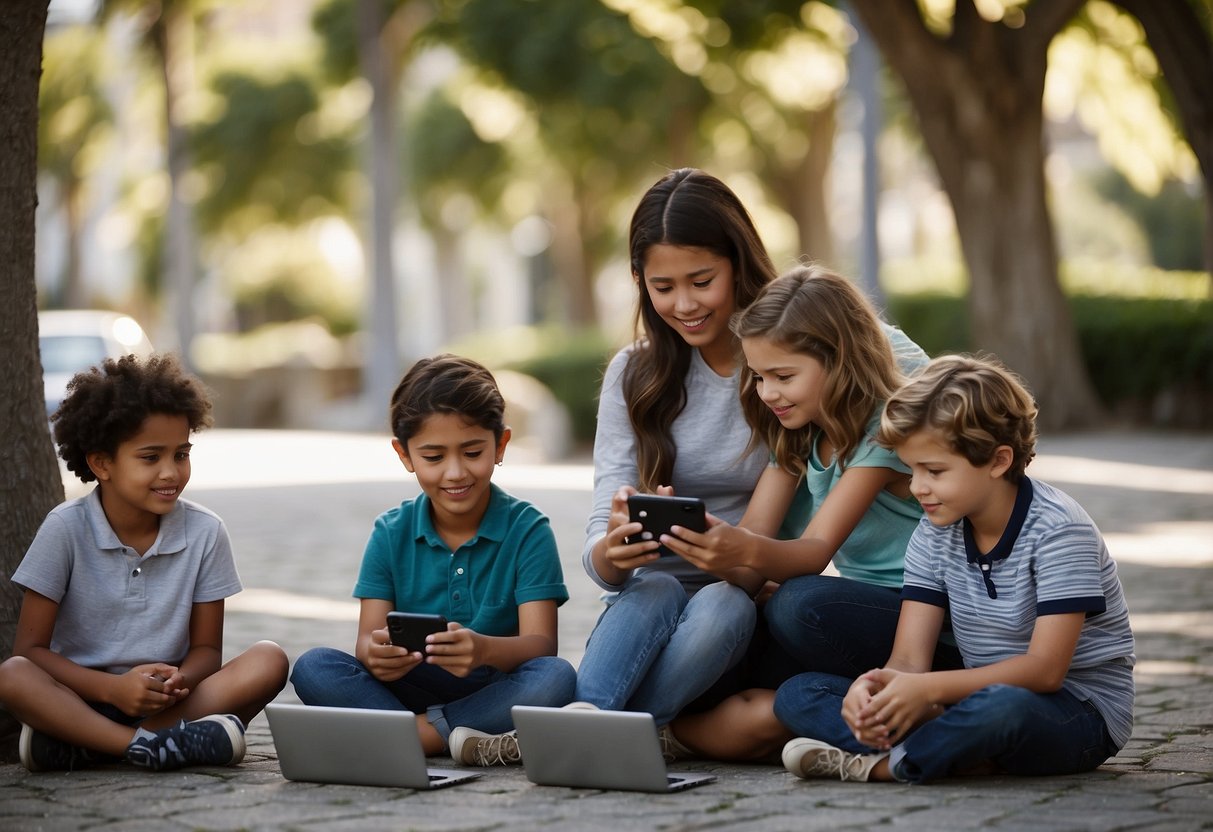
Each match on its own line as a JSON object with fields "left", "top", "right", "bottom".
{"left": 885, "top": 291, "right": 1213, "bottom": 426}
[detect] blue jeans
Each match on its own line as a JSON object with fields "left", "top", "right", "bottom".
{"left": 764, "top": 575, "right": 907, "bottom": 678}
{"left": 573, "top": 571, "right": 756, "bottom": 725}
{"left": 774, "top": 673, "right": 1119, "bottom": 783}
{"left": 289, "top": 647, "right": 576, "bottom": 742}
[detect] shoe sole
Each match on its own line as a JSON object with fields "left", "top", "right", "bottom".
{"left": 18, "top": 723, "right": 39, "bottom": 772}
{"left": 194, "top": 714, "right": 247, "bottom": 766}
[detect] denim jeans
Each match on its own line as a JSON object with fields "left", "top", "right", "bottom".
{"left": 573, "top": 571, "right": 756, "bottom": 726}
{"left": 289, "top": 647, "right": 576, "bottom": 742}
{"left": 774, "top": 672, "right": 1119, "bottom": 783}
{"left": 764, "top": 575, "right": 907, "bottom": 678}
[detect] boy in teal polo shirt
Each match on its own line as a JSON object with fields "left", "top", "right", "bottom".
{"left": 290, "top": 355, "right": 576, "bottom": 766}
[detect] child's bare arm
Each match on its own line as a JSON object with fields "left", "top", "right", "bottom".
{"left": 163, "top": 599, "right": 226, "bottom": 700}
{"left": 666, "top": 465, "right": 906, "bottom": 583}
{"left": 737, "top": 466, "right": 799, "bottom": 537}
{"left": 13, "top": 589, "right": 178, "bottom": 716}
{"left": 425, "top": 599, "right": 559, "bottom": 677}
{"left": 843, "top": 600, "right": 941, "bottom": 746}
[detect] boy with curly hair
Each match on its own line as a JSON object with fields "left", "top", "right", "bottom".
{"left": 0, "top": 354, "right": 288, "bottom": 772}
{"left": 776, "top": 354, "right": 1135, "bottom": 783}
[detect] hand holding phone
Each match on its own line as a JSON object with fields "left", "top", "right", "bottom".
{"left": 386, "top": 612, "right": 449, "bottom": 654}
{"left": 625, "top": 494, "right": 707, "bottom": 557}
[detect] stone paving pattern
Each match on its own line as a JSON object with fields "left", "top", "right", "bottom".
{"left": 1, "top": 429, "right": 1210, "bottom": 830}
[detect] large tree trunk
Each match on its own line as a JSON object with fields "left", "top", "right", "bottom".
{"left": 358, "top": 0, "right": 402, "bottom": 421}
{"left": 851, "top": 0, "right": 1101, "bottom": 429}
{"left": 1112, "top": 0, "right": 1213, "bottom": 281}
{"left": 768, "top": 101, "right": 837, "bottom": 267}
{"left": 151, "top": 9, "right": 199, "bottom": 369}
{"left": 0, "top": 0, "right": 65, "bottom": 756}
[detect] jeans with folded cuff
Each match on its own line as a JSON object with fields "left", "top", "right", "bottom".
{"left": 573, "top": 570, "right": 756, "bottom": 726}
{"left": 774, "top": 672, "right": 1119, "bottom": 783}
{"left": 289, "top": 647, "right": 576, "bottom": 742}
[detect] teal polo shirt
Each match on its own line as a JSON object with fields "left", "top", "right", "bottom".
{"left": 353, "top": 483, "right": 568, "bottom": 637}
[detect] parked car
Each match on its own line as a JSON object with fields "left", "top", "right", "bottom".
{"left": 39, "top": 309, "right": 154, "bottom": 418}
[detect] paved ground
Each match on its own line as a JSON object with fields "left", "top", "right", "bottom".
{"left": 1, "top": 429, "right": 1210, "bottom": 831}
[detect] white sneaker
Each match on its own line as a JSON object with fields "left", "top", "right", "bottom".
{"left": 782, "top": 737, "right": 888, "bottom": 782}
{"left": 448, "top": 727, "right": 521, "bottom": 767}
{"left": 561, "top": 701, "right": 600, "bottom": 711}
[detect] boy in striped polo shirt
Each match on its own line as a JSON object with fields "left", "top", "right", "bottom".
{"left": 774, "top": 354, "right": 1135, "bottom": 783}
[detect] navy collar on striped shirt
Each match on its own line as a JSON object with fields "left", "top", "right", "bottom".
{"left": 963, "top": 477, "right": 1035, "bottom": 599}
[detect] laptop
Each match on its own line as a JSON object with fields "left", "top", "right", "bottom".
{"left": 511, "top": 705, "right": 716, "bottom": 793}
{"left": 265, "top": 703, "right": 481, "bottom": 789}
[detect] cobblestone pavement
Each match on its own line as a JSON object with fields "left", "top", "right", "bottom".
{"left": 2, "top": 429, "right": 1210, "bottom": 831}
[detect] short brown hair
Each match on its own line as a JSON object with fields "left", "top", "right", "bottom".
{"left": 389, "top": 354, "right": 505, "bottom": 446}
{"left": 877, "top": 354, "right": 1038, "bottom": 482}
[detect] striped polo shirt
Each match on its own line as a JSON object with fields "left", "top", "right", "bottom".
{"left": 902, "top": 477, "right": 1136, "bottom": 749}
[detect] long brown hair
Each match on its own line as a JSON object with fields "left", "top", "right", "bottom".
{"left": 732, "top": 265, "right": 902, "bottom": 475}
{"left": 623, "top": 168, "right": 776, "bottom": 491}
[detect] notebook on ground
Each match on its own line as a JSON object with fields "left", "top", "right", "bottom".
{"left": 266, "top": 703, "right": 481, "bottom": 789}
{"left": 511, "top": 705, "right": 716, "bottom": 793}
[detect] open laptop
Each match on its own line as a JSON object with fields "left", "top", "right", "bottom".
{"left": 511, "top": 705, "right": 716, "bottom": 793}
{"left": 266, "top": 703, "right": 481, "bottom": 789}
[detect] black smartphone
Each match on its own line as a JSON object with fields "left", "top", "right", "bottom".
{"left": 386, "top": 612, "right": 449, "bottom": 654}
{"left": 625, "top": 494, "right": 707, "bottom": 557}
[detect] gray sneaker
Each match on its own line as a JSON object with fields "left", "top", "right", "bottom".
{"left": 782, "top": 737, "right": 888, "bottom": 782}
{"left": 125, "top": 714, "right": 246, "bottom": 771}
{"left": 448, "top": 727, "right": 521, "bottom": 766}
{"left": 19, "top": 723, "right": 118, "bottom": 772}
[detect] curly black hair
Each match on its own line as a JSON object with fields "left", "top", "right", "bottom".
{"left": 51, "top": 353, "right": 214, "bottom": 483}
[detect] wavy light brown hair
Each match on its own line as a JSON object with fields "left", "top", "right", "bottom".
{"left": 877, "top": 354, "right": 1038, "bottom": 482}
{"left": 731, "top": 265, "right": 902, "bottom": 475}
{"left": 623, "top": 168, "right": 777, "bottom": 491}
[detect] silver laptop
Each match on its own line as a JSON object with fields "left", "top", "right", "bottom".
{"left": 266, "top": 703, "right": 481, "bottom": 789}
{"left": 511, "top": 705, "right": 716, "bottom": 793}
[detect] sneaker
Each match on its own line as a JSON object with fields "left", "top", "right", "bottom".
{"left": 19, "top": 723, "right": 117, "bottom": 772}
{"left": 782, "top": 737, "right": 888, "bottom": 782}
{"left": 658, "top": 724, "right": 695, "bottom": 762}
{"left": 448, "top": 727, "right": 521, "bottom": 766}
{"left": 125, "top": 714, "right": 246, "bottom": 772}
{"left": 561, "top": 701, "right": 600, "bottom": 711}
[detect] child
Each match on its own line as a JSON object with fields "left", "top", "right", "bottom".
{"left": 289, "top": 355, "right": 576, "bottom": 767}
{"left": 658, "top": 265, "right": 959, "bottom": 760}
{"left": 0, "top": 354, "right": 288, "bottom": 772}
{"left": 776, "top": 354, "right": 1135, "bottom": 783}
{"left": 577, "top": 169, "right": 781, "bottom": 738}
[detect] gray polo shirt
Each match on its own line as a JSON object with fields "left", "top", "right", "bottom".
{"left": 12, "top": 488, "right": 243, "bottom": 674}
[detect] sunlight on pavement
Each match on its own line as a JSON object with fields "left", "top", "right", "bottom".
{"left": 228, "top": 588, "right": 358, "bottom": 620}
{"left": 1029, "top": 455, "right": 1213, "bottom": 496}
{"left": 185, "top": 429, "right": 592, "bottom": 492}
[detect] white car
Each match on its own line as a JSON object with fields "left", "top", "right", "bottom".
{"left": 39, "top": 309, "right": 154, "bottom": 418}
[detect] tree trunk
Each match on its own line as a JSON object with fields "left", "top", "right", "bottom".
{"left": 1111, "top": 0, "right": 1213, "bottom": 281}
{"left": 63, "top": 178, "right": 87, "bottom": 308}
{"left": 358, "top": 0, "right": 402, "bottom": 422}
{"left": 851, "top": 0, "right": 1102, "bottom": 429}
{"left": 152, "top": 10, "right": 199, "bottom": 369}
{"left": 769, "top": 101, "right": 837, "bottom": 267}
{"left": 0, "top": 0, "right": 64, "bottom": 756}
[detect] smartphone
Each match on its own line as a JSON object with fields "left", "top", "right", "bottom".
{"left": 386, "top": 612, "right": 449, "bottom": 654}
{"left": 625, "top": 494, "right": 707, "bottom": 557}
